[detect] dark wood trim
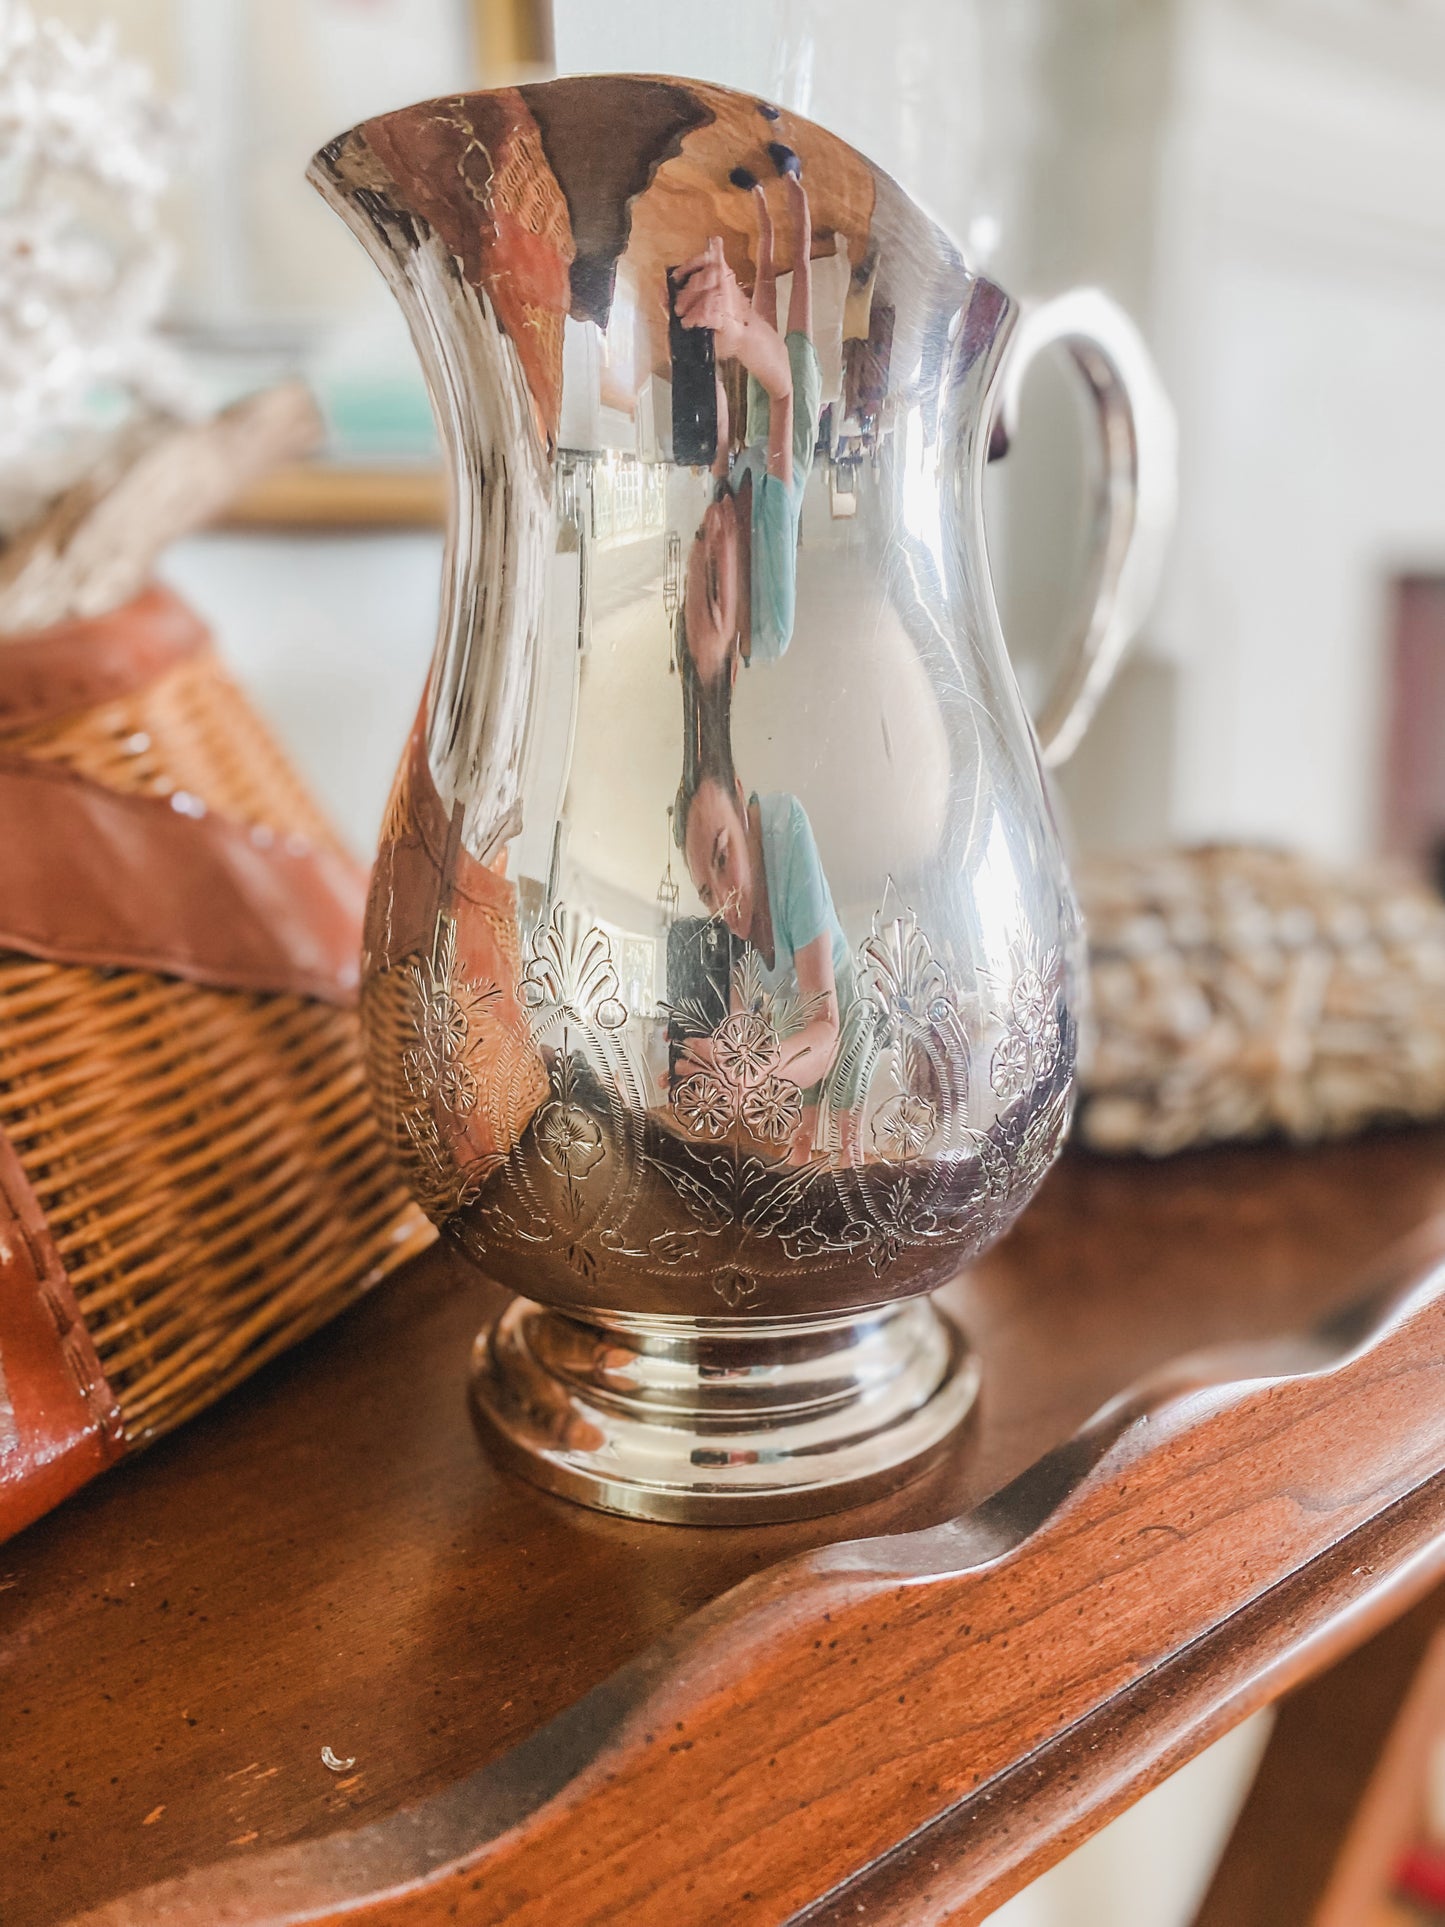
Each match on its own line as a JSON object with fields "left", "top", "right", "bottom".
{"left": 808, "top": 1477, "right": 1445, "bottom": 1925}
{"left": 73, "top": 1224, "right": 1445, "bottom": 1926}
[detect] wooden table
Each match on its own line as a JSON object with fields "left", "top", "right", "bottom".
{"left": 6, "top": 1128, "right": 1445, "bottom": 1926}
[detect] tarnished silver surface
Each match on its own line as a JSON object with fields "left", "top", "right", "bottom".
{"left": 310, "top": 77, "right": 1173, "bottom": 1521}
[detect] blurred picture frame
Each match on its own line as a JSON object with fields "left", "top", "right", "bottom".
{"left": 46, "top": 0, "right": 551, "bottom": 527}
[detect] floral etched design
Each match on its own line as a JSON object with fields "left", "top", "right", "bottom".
{"left": 531, "top": 1048, "right": 613, "bottom": 1222}
{"left": 713, "top": 1267, "right": 759, "bottom": 1308}
{"left": 563, "top": 1241, "right": 599, "bottom": 1282}
{"left": 740, "top": 1075, "right": 804, "bottom": 1145}
{"left": 871, "top": 1091, "right": 937, "bottom": 1159}
{"left": 666, "top": 968, "right": 807, "bottom": 1150}
{"left": 849, "top": 1174, "right": 922, "bottom": 1276}
{"left": 861, "top": 908, "right": 953, "bottom": 1026}
{"left": 990, "top": 1031, "right": 1033, "bottom": 1100}
{"left": 521, "top": 910, "right": 627, "bottom": 1031}
{"left": 857, "top": 908, "right": 961, "bottom": 1161}
{"left": 674, "top": 1074, "right": 733, "bottom": 1138}
{"left": 990, "top": 948, "right": 1066, "bottom": 1102}
{"left": 401, "top": 1109, "right": 486, "bottom": 1221}
{"left": 966, "top": 1081, "right": 1072, "bottom": 1223}
{"left": 535, "top": 1101, "right": 605, "bottom": 1179}
{"left": 1034, "top": 1010, "right": 1062, "bottom": 1081}
{"left": 403, "top": 914, "right": 499, "bottom": 1120}
{"left": 419, "top": 987, "right": 468, "bottom": 1064}
{"left": 1010, "top": 969, "right": 1048, "bottom": 1036}
{"left": 599, "top": 1225, "right": 708, "bottom": 1267}
{"left": 712, "top": 1010, "right": 778, "bottom": 1089}
{"left": 389, "top": 912, "right": 503, "bottom": 1220}
{"left": 422, "top": 884, "right": 1077, "bottom": 1303}
{"left": 674, "top": 1062, "right": 803, "bottom": 1147}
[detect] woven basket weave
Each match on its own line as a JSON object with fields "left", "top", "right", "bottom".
{"left": 0, "top": 635, "right": 431, "bottom": 1451}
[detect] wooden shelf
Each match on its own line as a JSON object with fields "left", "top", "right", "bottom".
{"left": 4, "top": 1127, "right": 1445, "bottom": 1925}
{"left": 220, "top": 463, "right": 447, "bottom": 531}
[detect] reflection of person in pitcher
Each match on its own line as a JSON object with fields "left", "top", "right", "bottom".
{"left": 675, "top": 760, "right": 856, "bottom": 1160}
{"left": 674, "top": 153, "right": 821, "bottom": 689}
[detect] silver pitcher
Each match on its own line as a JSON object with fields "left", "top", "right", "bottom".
{"left": 310, "top": 76, "right": 1174, "bottom": 1523}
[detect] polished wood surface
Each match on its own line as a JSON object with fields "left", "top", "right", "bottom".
{"left": 75, "top": 1209, "right": 1445, "bottom": 1925}
{"left": 827, "top": 1478, "right": 1445, "bottom": 1926}
{"left": 221, "top": 464, "right": 447, "bottom": 531}
{"left": 4, "top": 1129, "right": 1444, "bottom": 1925}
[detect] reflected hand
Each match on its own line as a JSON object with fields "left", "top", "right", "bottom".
{"left": 678, "top": 1036, "right": 719, "bottom": 1078}
{"left": 673, "top": 237, "right": 752, "bottom": 361}
{"left": 659, "top": 1036, "right": 720, "bottom": 1095}
{"left": 674, "top": 1036, "right": 720, "bottom": 1082}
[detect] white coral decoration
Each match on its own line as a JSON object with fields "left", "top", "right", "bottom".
{"left": 0, "top": 7, "right": 186, "bottom": 471}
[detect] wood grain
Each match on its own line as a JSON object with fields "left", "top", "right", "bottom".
{"left": 72, "top": 1212, "right": 1445, "bottom": 1925}
{"left": 813, "top": 1479, "right": 1445, "bottom": 1926}
{"left": 2, "top": 1129, "right": 1443, "bottom": 1926}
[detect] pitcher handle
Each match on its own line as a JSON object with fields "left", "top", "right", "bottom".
{"left": 990, "top": 287, "right": 1177, "bottom": 769}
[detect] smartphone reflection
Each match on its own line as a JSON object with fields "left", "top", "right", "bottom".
{"left": 672, "top": 157, "right": 821, "bottom": 689}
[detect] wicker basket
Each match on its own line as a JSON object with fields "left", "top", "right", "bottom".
{"left": 1078, "top": 844, "right": 1445, "bottom": 1155}
{"left": 0, "top": 594, "right": 431, "bottom": 1477}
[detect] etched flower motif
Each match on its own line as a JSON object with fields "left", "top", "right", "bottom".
{"left": 713, "top": 1268, "right": 758, "bottom": 1308}
{"left": 712, "top": 1010, "right": 779, "bottom": 1090}
{"left": 1010, "top": 970, "right": 1048, "bottom": 1037}
{"left": 436, "top": 1058, "right": 479, "bottom": 1118}
{"left": 421, "top": 990, "right": 469, "bottom": 1061}
{"left": 535, "top": 1101, "right": 605, "bottom": 1179}
{"left": 871, "top": 1092, "right": 938, "bottom": 1159}
{"left": 649, "top": 1229, "right": 703, "bottom": 1265}
{"left": 1032, "top": 1011, "right": 1062, "bottom": 1080}
{"left": 521, "top": 912, "right": 628, "bottom": 1030}
{"left": 866, "top": 1227, "right": 906, "bottom": 1276}
{"left": 401, "top": 1109, "right": 486, "bottom": 1221}
{"left": 969, "top": 1130, "right": 1013, "bottom": 1202}
{"left": 965, "top": 1083, "right": 1071, "bottom": 1220}
{"left": 740, "top": 1074, "right": 804, "bottom": 1144}
{"left": 991, "top": 1032, "right": 1033, "bottom": 1100}
{"left": 402, "top": 914, "right": 500, "bottom": 1121}
{"left": 673, "top": 1073, "right": 733, "bottom": 1137}
{"left": 861, "top": 909, "right": 949, "bottom": 1020}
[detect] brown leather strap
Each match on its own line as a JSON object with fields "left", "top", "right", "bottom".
{"left": 0, "top": 1127, "right": 123, "bottom": 1541}
{"left": 367, "top": 711, "right": 519, "bottom": 966}
{"left": 0, "top": 755, "right": 367, "bottom": 1004}
{"left": 0, "top": 583, "right": 209, "bottom": 734}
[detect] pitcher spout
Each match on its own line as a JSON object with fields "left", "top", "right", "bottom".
{"left": 310, "top": 97, "right": 565, "bottom": 866}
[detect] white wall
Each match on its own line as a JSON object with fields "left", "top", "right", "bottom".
{"left": 994, "top": 0, "right": 1445, "bottom": 861}
{"left": 1152, "top": 0, "right": 1445, "bottom": 860}
{"left": 159, "top": 532, "right": 440, "bottom": 854}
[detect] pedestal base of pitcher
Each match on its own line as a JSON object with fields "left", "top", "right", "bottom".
{"left": 469, "top": 1294, "right": 979, "bottom": 1525}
